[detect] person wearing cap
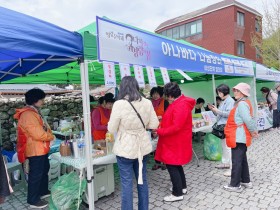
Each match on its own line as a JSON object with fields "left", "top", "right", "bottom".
{"left": 223, "top": 83, "right": 258, "bottom": 192}
{"left": 91, "top": 93, "right": 115, "bottom": 141}
{"left": 260, "top": 87, "right": 279, "bottom": 129}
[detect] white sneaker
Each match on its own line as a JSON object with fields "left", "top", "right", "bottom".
{"left": 169, "top": 187, "right": 187, "bottom": 194}
{"left": 164, "top": 194, "right": 183, "bottom": 202}
{"left": 223, "top": 184, "right": 243, "bottom": 192}
{"left": 240, "top": 182, "right": 253, "bottom": 189}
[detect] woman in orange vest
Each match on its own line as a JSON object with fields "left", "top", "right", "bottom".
{"left": 91, "top": 93, "right": 115, "bottom": 141}
{"left": 150, "top": 86, "right": 169, "bottom": 170}
{"left": 223, "top": 83, "right": 258, "bottom": 192}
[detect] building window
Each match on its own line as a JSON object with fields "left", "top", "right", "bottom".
{"left": 255, "top": 18, "right": 261, "bottom": 32}
{"left": 237, "top": 11, "right": 245, "bottom": 27}
{"left": 173, "top": 27, "right": 179, "bottom": 39}
{"left": 166, "top": 29, "right": 172, "bottom": 38}
{"left": 185, "top": 19, "right": 202, "bottom": 37}
{"left": 237, "top": 41, "right": 245, "bottom": 55}
{"left": 179, "top": 25, "right": 185, "bottom": 38}
{"left": 161, "top": 30, "right": 167, "bottom": 36}
{"left": 158, "top": 19, "right": 202, "bottom": 39}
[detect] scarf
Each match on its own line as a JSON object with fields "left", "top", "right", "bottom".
{"left": 152, "top": 98, "right": 162, "bottom": 108}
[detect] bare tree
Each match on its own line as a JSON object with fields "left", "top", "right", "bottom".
{"left": 251, "top": 0, "right": 280, "bottom": 69}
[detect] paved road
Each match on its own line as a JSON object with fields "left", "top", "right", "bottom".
{"left": 1, "top": 130, "right": 280, "bottom": 210}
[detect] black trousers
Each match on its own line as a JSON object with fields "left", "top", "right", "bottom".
{"left": 166, "top": 164, "right": 187, "bottom": 196}
{"left": 272, "top": 110, "right": 280, "bottom": 128}
{"left": 27, "top": 154, "right": 50, "bottom": 205}
{"left": 230, "top": 143, "right": 250, "bottom": 187}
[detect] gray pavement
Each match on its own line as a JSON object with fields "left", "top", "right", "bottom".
{"left": 1, "top": 130, "right": 280, "bottom": 210}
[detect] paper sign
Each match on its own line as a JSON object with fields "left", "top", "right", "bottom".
{"left": 134, "top": 65, "right": 145, "bottom": 88}
{"left": 201, "top": 111, "right": 217, "bottom": 125}
{"left": 103, "top": 61, "right": 116, "bottom": 87}
{"left": 146, "top": 66, "right": 157, "bottom": 87}
{"left": 176, "top": 69, "right": 193, "bottom": 81}
{"left": 160, "top": 67, "right": 170, "bottom": 84}
{"left": 119, "top": 63, "right": 131, "bottom": 78}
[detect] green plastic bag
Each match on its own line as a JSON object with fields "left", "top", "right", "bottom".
{"left": 49, "top": 171, "right": 87, "bottom": 210}
{"left": 203, "top": 133, "right": 222, "bottom": 161}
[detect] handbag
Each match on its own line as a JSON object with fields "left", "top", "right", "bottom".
{"left": 212, "top": 123, "right": 225, "bottom": 139}
{"left": 126, "top": 100, "right": 145, "bottom": 129}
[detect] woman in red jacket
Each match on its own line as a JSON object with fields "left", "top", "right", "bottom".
{"left": 155, "top": 82, "right": 195, "bottom": 202}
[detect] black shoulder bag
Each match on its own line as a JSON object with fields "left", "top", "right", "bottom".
{"left": 126, "top": 100, "right": 145, "bottom": 129}
{"left": 211, "top": 102, "right": 226, "bottom": 139}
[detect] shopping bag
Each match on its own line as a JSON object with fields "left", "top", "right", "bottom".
{"left": 49, "top": 171, "right": 86, "bottom": 210}
{"left": 203, "top": 133, "right": 222, "bottom": 161}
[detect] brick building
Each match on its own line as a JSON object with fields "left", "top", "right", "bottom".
{"left": 155, "top": 0, "right": 262, "bottom": 63}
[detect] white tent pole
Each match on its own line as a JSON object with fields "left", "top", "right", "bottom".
{"left": 80, "top": 59, "right": 95, "bottom": 210}
{"left": 212, "top": 74, "right": 217, "bottom": 107}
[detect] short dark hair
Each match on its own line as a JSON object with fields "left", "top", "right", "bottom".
{"left": 98, "top": 96, "right": 104, "bottom": 105}
{"left": 25, "top": 88, "right": 46, "bottom": 105}
{"left": 260, "top": 87, "right": 270, "bottom": 93}
{"left": 216, "top": 96, "right": 222, "bottom": 101}
{"left": 118, "top": 76, "right": 142, "bottom": 102}
{"left": 216, "top": 84, "right": 230, "bottom": 96}
{"left": 164, "top": 82, "right": 181, "bottom": 98}
{"left": 196, "top": 98, "right": 205, "bottom": 104}
{"left": 104, "top": 93, "right": 115, "bottom": 103}
{"left": 150, "top": 86, "right": 164, "bottom": 97}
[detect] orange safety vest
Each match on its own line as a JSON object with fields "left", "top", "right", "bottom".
{"left": 224, "top": 100, "right": 253, "bottom": 148}
{"left": 154, "top": 98, "right": 165, "bottom": 117}
{"left": 92, "top": 107, "right": 110, "bottom": 141}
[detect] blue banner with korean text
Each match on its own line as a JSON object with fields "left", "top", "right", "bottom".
{"left": 96, "top": 16, "right": 254, "bottom": 77}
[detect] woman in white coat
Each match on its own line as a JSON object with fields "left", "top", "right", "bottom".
{"left": 108, "top": 76, "right": 159, "bottom": 210}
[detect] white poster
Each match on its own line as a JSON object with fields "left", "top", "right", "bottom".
{"left": 134, "top": 65, "right": 145, "bottom": 88}
{"left": 176, "top": 69, "right": 193, "bottom": 81}
{"left": 103, "top": 61, "right": 116, "bottom": 87}
{"left": 160, "top": 67, "right": 170, "bottom": 84}
{"left": 146, "top": 66, "right": 157, "bottom": 87}
{"left": 119, "top": 63, "right": 131, "bottom": 79}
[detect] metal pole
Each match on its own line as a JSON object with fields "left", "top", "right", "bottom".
{"left": 80, "top": 60, "right": 95, "bottom": 210}
{"left": 212, "top": 74, "right": 217, "bottom": 107}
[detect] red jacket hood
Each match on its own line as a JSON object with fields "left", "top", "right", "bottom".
{"left": 14, "top": 107, "right": 37, "bottom": 120}
{"left": 173, "top": 94, "right": 196, "bottom": 110}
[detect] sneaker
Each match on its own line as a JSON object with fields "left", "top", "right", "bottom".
{"left": 161, "top": 165, "right": 167, "bottom": 170}
{"left": 223, "top": 184, "right": 243, "bottom": 192}
{"left": 169, "top": 187, "right": 187, "bottom": 194}
{"left": 29, "top": 200, "right": 48, "bottom": 209}
{"left": 240, "top": 182, "right": 253, "bottom": 189}
{"left": 40, "top": 190, "right": 51, "bottom": 200}
{"left": 164, "top": 194, "right": 183, "bottom": 202}
{"left": 223, "top": 170, "right": 231, "bottom": 177}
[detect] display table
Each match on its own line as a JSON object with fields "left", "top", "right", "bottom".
{"left": 192, "top": 125, "right": 213, "bottom": 133}
{"left": 257, "top": 108, "right": 273, "bottom": 130}
{"left": 50, "top": 139, "right": 158, "bottom": 170}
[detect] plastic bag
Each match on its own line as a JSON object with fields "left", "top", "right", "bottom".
{"left": 49, "top": 171, "right": 86, "bottom": 210}
{"left": 203, "top": 133, "right": 222, "bottom": 161}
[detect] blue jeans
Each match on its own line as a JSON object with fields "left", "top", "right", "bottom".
{"left": 117, "top": 155, "right": 148, "bottom": 210}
